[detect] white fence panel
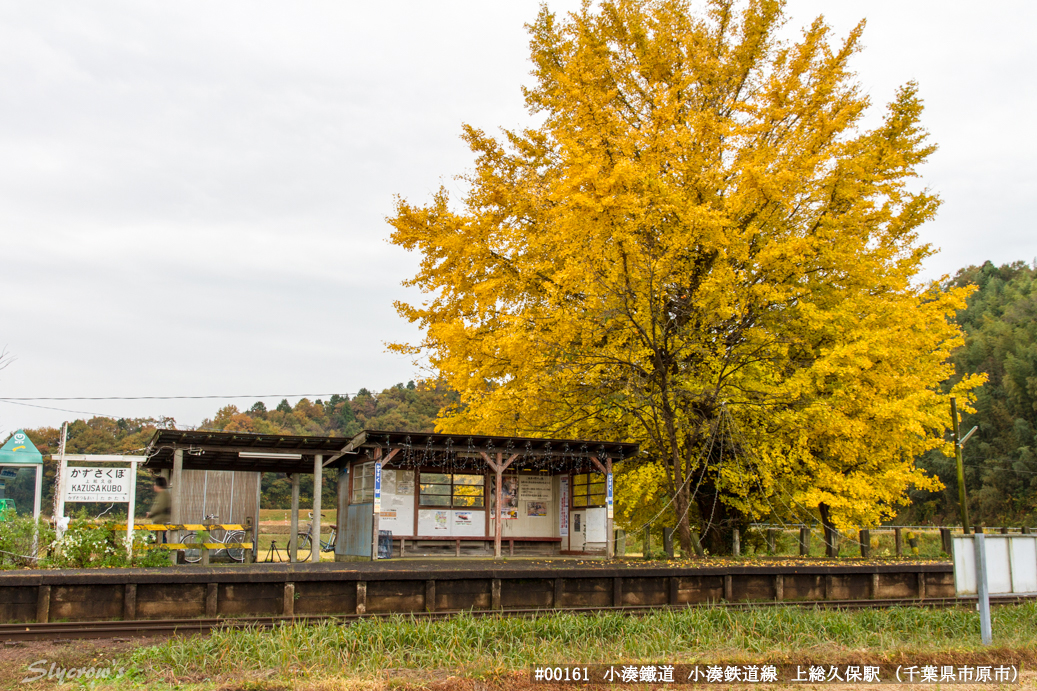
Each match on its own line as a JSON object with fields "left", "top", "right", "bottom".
{"left": 953, "top": 535, "right": 1037, "bottom": 596}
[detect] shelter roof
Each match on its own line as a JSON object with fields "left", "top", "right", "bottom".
{"left": 144, "top": 429, "right": 352, "bottom": 474}
{"left": 344, "top": 430, "right": 638, "bottom": 474}
{"left": 143, "top": 429, "right": 638, "bottom": 475}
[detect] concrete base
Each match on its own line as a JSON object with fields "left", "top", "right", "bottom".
{"left": 0, "top": 560, "right": 956, "bottom": 624}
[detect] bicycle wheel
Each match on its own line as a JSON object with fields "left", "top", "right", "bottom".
{"left": 295, "top": 533, "right": 313, "bottom": 561}
{"left": 182, "top": 532, "right": 202, "bottom": 563}
{"left": 224, "top": 530, "right": 247, "bottom": 562}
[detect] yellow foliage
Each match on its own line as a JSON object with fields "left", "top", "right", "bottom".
{"left": 388, "top": 0, "right": 981, "bottom": 550}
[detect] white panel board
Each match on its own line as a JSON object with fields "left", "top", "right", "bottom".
{"left": 1010, "top": 538, "right": 1037, "bottom": 593}
{"left": 418, "top": 509, "right": 452, "bottom": 535}
{"left": 985, "top": 537, "right": 1013, "bottom": 594}
{"left": 585, "top": 507, "right": 607, "bottom": 543}
{"left": 953, "top": 536, "right": 977, "bottom": 596}
{"left": 451, "top": 510, "right": 486, "bottom": 536}
{"left": 953, "top": 535, "right": 1037, "bottom": 596}
{"left": 377, "top": 470, "right": 416, "bottom": 537}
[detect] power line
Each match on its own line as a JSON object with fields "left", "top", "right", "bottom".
{"left": 0, "top": 399, "right": 118, "bottom": 417}
{"left": 0, "top": 393, "right": 352, "bottom": 401}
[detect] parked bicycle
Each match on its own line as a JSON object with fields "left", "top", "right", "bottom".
{"left": 295, "top": 511, "right": 337, "bottom": 562}
{"left": 182, "top": 514, "right": 247, "bottom": 563}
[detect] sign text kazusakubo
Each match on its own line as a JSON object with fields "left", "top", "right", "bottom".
{"left": 63, "top": 466, "right": 131, "bottom": 503}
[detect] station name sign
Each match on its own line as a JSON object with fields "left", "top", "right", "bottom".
{"left": 63, "top": 466, "right": 131, "bottom": 503}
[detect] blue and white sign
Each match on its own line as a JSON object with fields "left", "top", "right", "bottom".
{"left": 373, "top": 462, "right": 382, "bottom": 514}
{"left": 606, "top": 472, "right": 614, "bottom": 519}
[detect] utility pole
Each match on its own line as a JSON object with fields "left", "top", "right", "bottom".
{"left": 950, "top": 397, "right": 978, "bottom": 535}
{"left": 53, "top": 422, "right": 68, "bottom": 535}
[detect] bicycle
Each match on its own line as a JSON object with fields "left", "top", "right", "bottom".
{"left": 295, "top": 512, "right": 337, "bottom": 562}
{"left": 182, "top": 514, "right": 247, "bottom": 563}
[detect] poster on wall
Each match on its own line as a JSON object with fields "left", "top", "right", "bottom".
{"left": 519, "top": 475, "right": 552, "bottom": 500}
{"left": 382, "top": 469, "right": 397, "bottom": 495}
{"left": 453, "top": 510, "right": 486, "bottom": 536}
{"left": 526, "top": 501, "right": 547, "bottom": 517}
{"left": 418, "top": 509, "right": 451, "bottom": 534}
{"left": 559, "top": 476, "right": 569, "bottom": 536}
{"left": 500, "top": 475, "right": 518, "bottom": 519}
{"left": 396, "top": 472, "right": 414, "bottom": 495}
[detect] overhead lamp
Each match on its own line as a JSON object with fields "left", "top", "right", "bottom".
{"left": 238, "top": 451, "right": 303, "bottom": 460}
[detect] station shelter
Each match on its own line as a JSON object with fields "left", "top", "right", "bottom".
{"left": 144, "top": 429, "right": 345, "bottom": 562}
{"left": 335, "top": 430, "right": 638, "bottom": 560}
{"left": 0, "top": 430, "right": 44, "bottom": 521}
{"left": 143, "top": 428, "right": 637, "bottom": 562}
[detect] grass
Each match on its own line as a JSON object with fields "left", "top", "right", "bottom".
{"left": 120, "top": 603, "right": 1037, "bottom": 687}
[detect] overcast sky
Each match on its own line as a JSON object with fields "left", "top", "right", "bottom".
{"left": 1, "top": 1, "right": 1034, "bottom": 435}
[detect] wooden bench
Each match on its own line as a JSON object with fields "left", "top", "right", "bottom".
{"left": 394, "top": 535, "right": 562, "bottom": 557}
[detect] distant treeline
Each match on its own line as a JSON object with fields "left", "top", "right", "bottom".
{"left": 5, "top": 381, "right": 456, "bottom": 514}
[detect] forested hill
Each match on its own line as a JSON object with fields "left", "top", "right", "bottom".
{"left": 6, "top": 381, "right": 456, "bottom": 513}
{"left": 909, "top": 261, "right": 1037, "bottom": 526}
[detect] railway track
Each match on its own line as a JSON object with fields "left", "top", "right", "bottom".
{"left": 2, "top": 595, "right": 1033, "bottom": 642}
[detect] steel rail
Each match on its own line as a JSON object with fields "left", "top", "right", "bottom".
{"left": 2, "top": 595, "right": 1033, "bottom": 642}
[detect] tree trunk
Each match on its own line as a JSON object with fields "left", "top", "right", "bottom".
{"left": 674, "top": 484, "right": 693, "bottom": 556}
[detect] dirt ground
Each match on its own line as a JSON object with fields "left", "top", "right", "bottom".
{"left": 2, "top": 638, "right": 1034, "bottom": 690}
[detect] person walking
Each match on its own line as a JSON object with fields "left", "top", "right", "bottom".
{"left": 146, "top": 476, "right": 172, "bottom": 543}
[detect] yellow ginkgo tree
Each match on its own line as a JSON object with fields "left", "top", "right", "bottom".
{"left": 388, "top": 0, "right": 980, "bottom": 555}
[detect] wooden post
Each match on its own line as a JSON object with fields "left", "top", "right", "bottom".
{"left": 283, "top": 582, "right": 295, "bottom": 617}
{"left": 799, "top": 527, "right": 810, "bottom": 556}
{"left": 494, "top": 455, "right": 503, "bottom": 559}
{"left": 732, "top": 528, "right": 740, "bottom": 557}
{"left": 36, "top": 585, "right": 51, "bottom": 623}
{"left": 643, "top": 525, "right": 651, "bottom": 559}
{"left": 356, "top": 581, "right": 367, "bottom": 614}
{"left": 172, "top": 448, "right": 184, "bottom": 556}
{"left": 205, "top": 583, "right": 218, "bottom": 617}
{"left": 767, "top": 528, "right": 777, "bottom": 554}
{"left": 124, "top": 583, "right": 137, "bottom": 620}
{"left": 312, "top": 455, "right": 322, "bottom": 564}
{"left": 895, "top": 528, "right": 903, "bottom": 557}
{"left": 481, "top": 452, "right": 518, "bottom": 560}
{"left": 871, "top": 573, "right": 880, "bottom": 600}
{"left": 491, "top": 578, "right": 502, "bottom": 610}
{"left": 950, "top": 397, "right": 971, "bottom": 535}
{"left": 126, "top": 459, "right": 138, "bottom": 559}
{"left": 669, "top": 576, "right": 680, "bottom": 606}
{"left": 723, "top": 575, "right": 733, "bottom": 601}
{"left": 289, "top": 473, "right": 299, "bottom": 563}
{"left": 773, "top": 574, "right": 783, "bottom": 602}
{"left": 824, "top": 575, "right": 833, "bottom": 600}
{"left": 425, "top": 580, "right": 436, "bottom": 612}
{"left": 605, "top": 458, "right": 614, "bottom": 559}
{"left": 859, "top": 529, "right": 870, "bottom": 558}
{"left": 663, "top": 527, "right": 674, "bottom": 558}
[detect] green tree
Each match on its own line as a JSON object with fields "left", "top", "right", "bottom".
{"left": 910, "top": 261, "right": 1037, "bottom": 526}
